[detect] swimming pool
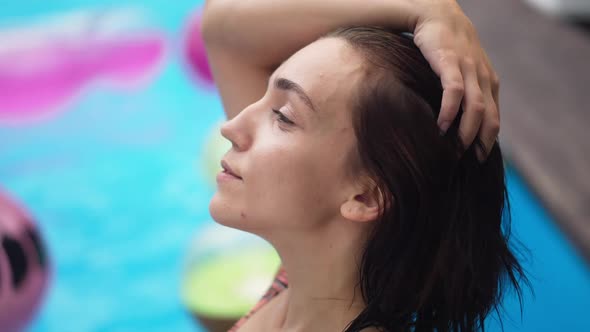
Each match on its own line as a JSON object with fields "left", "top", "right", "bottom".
{"left": 0, "top": 1, "right": 588, "bottom": 331}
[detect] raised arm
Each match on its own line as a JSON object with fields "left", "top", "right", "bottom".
{"left": 202, "top": 0, "right": 417, "bottom": 118}
{"left": 201, "top": 0, "right": 500, "bottom": 160}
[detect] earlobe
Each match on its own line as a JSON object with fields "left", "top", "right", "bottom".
{"left": 341, "top": 177, "right": 386, "bottom": 223}
{"left": 340, "top": 194, "right": 380, "bottom": 223}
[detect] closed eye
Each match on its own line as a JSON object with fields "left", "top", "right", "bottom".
{"left": 272, "top": 109, "right": 295, "bottom": 125}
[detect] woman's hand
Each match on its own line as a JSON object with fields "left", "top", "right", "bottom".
{"left": 203, "top": 0, "right": 500, "bottom": 159}
{"left": 412, "top": 1, "right": 499, "bottom": 161}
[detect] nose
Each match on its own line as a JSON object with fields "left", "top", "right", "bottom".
{"left": 220, "top": 109, "right": 253, "bottom": 152}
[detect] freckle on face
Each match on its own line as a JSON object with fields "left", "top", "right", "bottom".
{"left": 241, "top": 212, "right": 246, "bottom": 219}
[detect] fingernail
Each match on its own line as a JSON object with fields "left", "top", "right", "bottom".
{"left": 438, "top": 120, "right": 451, "bottom": 134}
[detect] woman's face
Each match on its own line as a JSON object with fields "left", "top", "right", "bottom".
{"left": 209, "top": 38, "right": 367, "bottom": 236}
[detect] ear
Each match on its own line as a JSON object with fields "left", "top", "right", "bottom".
{"left": 340, "top": 181, "right": 384, "bottom": 223}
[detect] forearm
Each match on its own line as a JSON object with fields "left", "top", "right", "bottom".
{"left": 201, "top": 0, "right": 422, "bottom": 69}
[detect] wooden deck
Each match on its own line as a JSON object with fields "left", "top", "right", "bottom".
{"left": 458, "top": 0, "right": 590, "bottom": 262}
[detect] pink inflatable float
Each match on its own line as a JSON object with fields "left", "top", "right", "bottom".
{"left": 0, "top": 9, "right": 166, "bottom": 125}
{"left": 184, "top": 10, "right": 215, "bottom": 87}
{"left": 0, "top": 191, "right": 50, "bottom": 332}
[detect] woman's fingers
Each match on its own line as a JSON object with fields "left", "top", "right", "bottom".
{"left": 482, "top": 51, "right": 500, "bottom": 118}
{"left": 476, "top": 101, "right": 500, "bottom": 161}
{"left": 412, "top": 24, "right": 466, "bottom": 134}
{"left": 413, "top": 6, "right": 502, "bottom": 161}
{"left": 437, "top": 52, "right": 465, "bottom": 133}
{"left": 458, "top": 58, "right": 485, "bottom": 150}
{"left": 475, "top": 63, "right": 500, "bottom": 161}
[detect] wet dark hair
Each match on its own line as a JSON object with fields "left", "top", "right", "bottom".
{"left": 325, "top": 27, "right": 529, "bottom": 332}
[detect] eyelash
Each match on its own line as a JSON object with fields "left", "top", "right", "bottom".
{"left": 272, "top": 109, "right": 295, "bottom": 126}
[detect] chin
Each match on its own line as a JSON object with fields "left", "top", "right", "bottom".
{"left": 208, "top": 194, "right": 274, "bottom": 237}
{"left": 208, "top": 194, "right": 243, "bottom": 230}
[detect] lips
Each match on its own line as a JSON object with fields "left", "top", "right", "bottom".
{"left": 221, "top": 160, "right": 242, "bottom": 179}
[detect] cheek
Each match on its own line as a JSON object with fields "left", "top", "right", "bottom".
{"left": 246, "top": 143, "right": 344, "bottom": 225}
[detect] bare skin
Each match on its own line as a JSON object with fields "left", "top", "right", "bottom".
{"left": 210, "top": 37, "right": 378, "bottom": 332}
{"left": 202, "top": 0, "right": 501, "bottom": 160}
{"left": 203, "top": 1, "right": 501, "bottom": 331}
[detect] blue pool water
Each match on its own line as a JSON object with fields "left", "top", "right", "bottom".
{"left": 0, "top": 1, "right": 588, "bottom": 331}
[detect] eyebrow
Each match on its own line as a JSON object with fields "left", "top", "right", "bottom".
{"left": 274, "top": 77, "right": 317, "bottom": 113}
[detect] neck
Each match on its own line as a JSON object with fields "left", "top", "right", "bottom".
{"left": 265, "top": 219, "right": 371, "bottom": 331}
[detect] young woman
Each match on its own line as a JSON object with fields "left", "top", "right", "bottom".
{"left": 202, "top": 1, "right": 527, "bottom": 331}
